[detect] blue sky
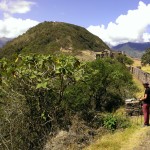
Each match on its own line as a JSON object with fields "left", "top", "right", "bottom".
{"left": 0, "top": 0, "right": 150, "bottom": 46}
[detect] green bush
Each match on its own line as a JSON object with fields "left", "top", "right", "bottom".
{"left": 103, "top": 113, "right": 131, "bottom": 131}
{"left": 103, "top": 114, "right": 117, "bottom": 131}
{"left": 141, "top": 48, "right": 150, "bottom": 65}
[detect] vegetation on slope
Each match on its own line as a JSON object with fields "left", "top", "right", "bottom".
{"left": 141, "top": 48, "right": 150, "bottom": 65}
{"left": 0, "top": 21, "right": 109, "bottom": 59}
{"left": 0, "top": 54, "right": 137, "bottom": 149}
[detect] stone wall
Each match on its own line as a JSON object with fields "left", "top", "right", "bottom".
{"left": 130, "top": 66, "right": 150, "bottom": 84}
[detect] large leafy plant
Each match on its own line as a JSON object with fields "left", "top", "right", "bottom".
{"left": 0, "top": 54, "right": 81, "bottom": 149}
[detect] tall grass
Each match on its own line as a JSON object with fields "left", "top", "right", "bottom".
{"left": 84, "top": 126, "right": 140, "bottom": 150}
{"left": 132, "top": 75, "right": 144, "bottom": 98}
{"left": 142, "top": 65, "right": 150, "bottom": 73}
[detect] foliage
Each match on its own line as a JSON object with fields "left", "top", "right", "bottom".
{"left": 103, "top": 113, "right": 131, "bottom": 131}
{"left": 141, "top": 48, "right": 150, "bottom": 65}
{"left": 63, "top": 58, "right": 136, "bottom": 112}
{"left": 0, "top": 54, "right": 81, "bottom": 149}
{"left": 0, "top": 21, "right": 109, "bottom": 59}
{"left": 116, "top": 54, "right": 134, "bottom": 65}
{"left": 81, "top": 58, "right": 137, "bottom": 111}
{"left": 103, "top": 114, "right": 117, "bottom": 131}
{"left": 0, "top": 54, "right": 137, "bottom": 149}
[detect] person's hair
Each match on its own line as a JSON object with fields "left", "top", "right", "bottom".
{"left": 143, "top": 82, "right": 149, "bottom": 85}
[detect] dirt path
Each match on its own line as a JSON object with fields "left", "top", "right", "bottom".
{"left": 121, "top": 127, "right": 150, "bottom": 150}
{"left": 133, "top": 128, "right": 150, "bottom": 150}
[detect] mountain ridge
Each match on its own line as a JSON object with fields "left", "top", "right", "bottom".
{"left": 112, "top": 42, "right": 150, "bottom": 58}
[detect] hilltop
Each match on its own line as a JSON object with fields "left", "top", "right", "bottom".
{"left": 0, "top": 21, "right": 109, "bottom": 58}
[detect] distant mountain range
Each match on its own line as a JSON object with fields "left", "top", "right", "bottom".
{"left": 112, "top": 42, "right": 150, "bottom": 58}
{"left": 0, "top": 37, "right": 12, "bottom": 48}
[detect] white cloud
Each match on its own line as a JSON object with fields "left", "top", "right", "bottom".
{"left": 0, "top": 16, "right": 39, "bottom": 38}
{"left": 0, "top": 0, "right": 39, "bottom": 38}
{"left": 0, "top": 0, "right": 35, "bottom": 14}
{"left": 87, "top": 1, "right": 150, "bottom": 46}
{"left": 143, "top": 33, "right": 150, "bottom": 42}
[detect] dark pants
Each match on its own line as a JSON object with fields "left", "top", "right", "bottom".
{"left": 142, "top": 103, "right": 150, "bottom": 125}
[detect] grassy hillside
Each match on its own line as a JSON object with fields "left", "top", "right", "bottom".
{"left": 0, "top": 21, "right": 109, "bottom": 58}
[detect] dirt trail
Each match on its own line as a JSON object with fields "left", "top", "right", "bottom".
{"left": 133, "top": 128, "right": 150, "bottom": 150}
{"left": 121, "top": 126, "right": 150, "bottom": 150}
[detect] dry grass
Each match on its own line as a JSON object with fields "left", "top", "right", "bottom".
{"left": 84, "top": 126, "right": 139, "bottom": 150}
{"left": 141, "top": 65, "right": 150, "bottom": 73}
{"left": 121, "top": 126, "right": 150, "bottom": 150}
{"left": 75, "top": 50, "right": 96, "bottom": 62}
{"left": 132, "top": 58, "right": 150, "bottom": 73}
{"left": 132, "top": 75, "right": 144, "bottom": 98}
{"left": 84, "top": 117, "right": 148, "bottom": 150}
{"left": 132, "top": 58, "right": 141, "bottom": 67}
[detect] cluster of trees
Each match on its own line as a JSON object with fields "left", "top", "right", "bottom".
{"left": 141, "top": 48, "right": 150, "bottom": 65}
{"left": 0, "top": 54, "right": 137, "bottom": 149}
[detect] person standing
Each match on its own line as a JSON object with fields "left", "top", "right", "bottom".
{"left": 140, "top": 82, "right": 150, "bottom": 126}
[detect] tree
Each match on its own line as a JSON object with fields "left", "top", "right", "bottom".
{"left": 84, "top": 58, "right": 136, "bottom": 111}
{"left": 64, "top": 58, "right": 137, "bottom": 112}
{"left": 141, "top": 48, "right": 150, "bottom": 65}
{"left": 116, "top": 54, "right": 134, "bottom": 65}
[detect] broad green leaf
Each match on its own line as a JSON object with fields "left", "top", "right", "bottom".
{"left": 36, "top": 82, "right": 47, "bottom": 89}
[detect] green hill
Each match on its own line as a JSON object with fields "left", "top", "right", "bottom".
{"left": 0, "top": 21, "right": 110, "bottom": 58}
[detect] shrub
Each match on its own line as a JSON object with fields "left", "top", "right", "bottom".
{"left": 103, "top": 114, "right": 117, "bottom": 131}
{"left": 103, "top": 113, "right": 131, "bottom": 131}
